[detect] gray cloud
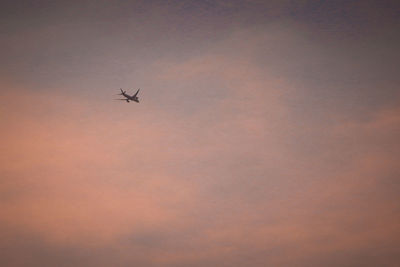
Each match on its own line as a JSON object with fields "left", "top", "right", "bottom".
{"left": 1, "top": 1, "right": 400, "bottom": 266}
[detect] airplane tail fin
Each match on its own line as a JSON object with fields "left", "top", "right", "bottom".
{"left": 119, "top": 88, "right": 126, "bottom": 95}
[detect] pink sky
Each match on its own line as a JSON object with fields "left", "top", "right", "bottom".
{"left": 1, "top": 1, "right": 400, "bottom": 266}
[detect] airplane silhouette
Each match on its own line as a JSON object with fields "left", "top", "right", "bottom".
{"left": 115, "top": 88, "right": 140, "bottom": 103}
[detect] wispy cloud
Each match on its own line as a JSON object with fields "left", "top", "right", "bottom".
{"left": 1, "top": 1, "right": 399, "bottom": 266}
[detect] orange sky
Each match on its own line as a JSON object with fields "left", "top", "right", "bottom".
{"left": 1, "top": 1, "right": 400, "bottom": 266}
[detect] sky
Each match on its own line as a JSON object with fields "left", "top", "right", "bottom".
{"left": 1, "top": 0, "right": 400, "bottom": 266}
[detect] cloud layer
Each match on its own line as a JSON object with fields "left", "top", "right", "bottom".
{"left": 1, "top": 1, "right": 399, "bottom": 266}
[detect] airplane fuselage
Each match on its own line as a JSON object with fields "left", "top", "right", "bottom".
{"left": 122, "top": 92, "right": 139, "bottom": 103}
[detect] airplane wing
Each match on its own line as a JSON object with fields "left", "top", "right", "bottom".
{"left": 133, "top": 88, "right": 140, "bottom": 97}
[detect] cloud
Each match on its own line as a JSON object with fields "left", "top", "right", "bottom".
{"left": 1, "top": 9, "right": 399, "bottom": 266}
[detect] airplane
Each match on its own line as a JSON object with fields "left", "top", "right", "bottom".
{"left": 115, "top": 88, "right": 140, "bottom": 103}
